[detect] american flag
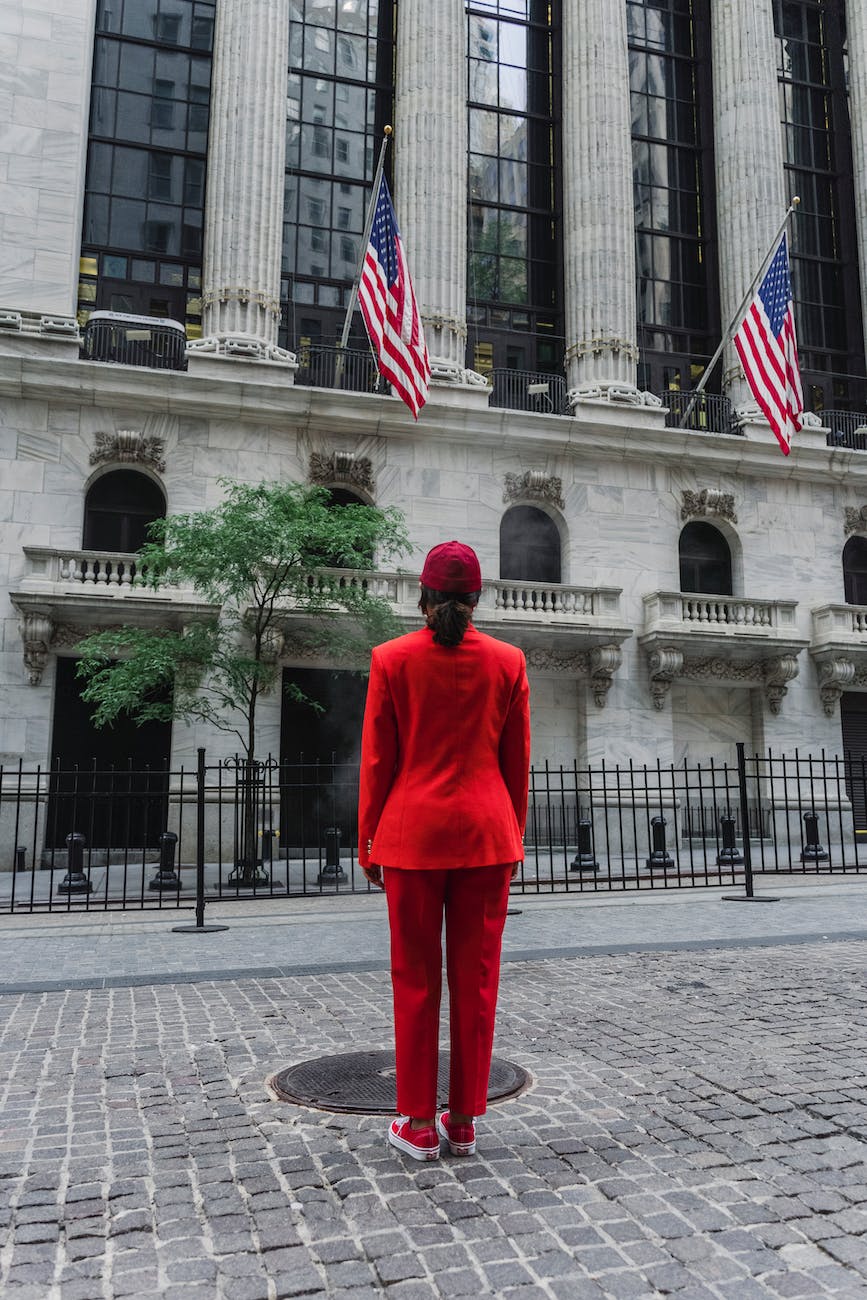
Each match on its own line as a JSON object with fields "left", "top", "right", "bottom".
{"left": 733, "top": 234, "right": 803, "bottom": 456}
{"left": 357, "top": 176, "right": 430, "bottom": 419}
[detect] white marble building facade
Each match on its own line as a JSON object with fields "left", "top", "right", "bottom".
{"left": 2, "top": 0, "right": 867, "bottom": 802}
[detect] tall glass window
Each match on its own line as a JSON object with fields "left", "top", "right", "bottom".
{"left": 79, "top": 0, "right": 215, "bottom": 337}
{"left": 774, "top": 0, "right": 865, "bottom": 410}
{"left": 629, "top": 0, "right": 719, "bottom": 397}
{"left": 466, "top": 0, "right": 561, "bottom": 378}
{"left": 281, "top": 0, "right": 395, "bottom": 352}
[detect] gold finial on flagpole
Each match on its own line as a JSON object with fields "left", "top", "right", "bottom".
{"left": 792, "top": 195, "right": 801, "bottom": 207}
{"left": 384, "top": 124, "right": 393, "bottom": 136}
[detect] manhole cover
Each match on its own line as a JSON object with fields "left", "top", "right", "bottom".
{"left": 268, "top": 1050, "right": 530, "bottom": 1114}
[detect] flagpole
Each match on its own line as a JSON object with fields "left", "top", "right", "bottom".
{"left": 678, "top": 196, "right": 801, "bottom": 430}
{"left": 334, "top": 125, "right": 393, "bottom": 390}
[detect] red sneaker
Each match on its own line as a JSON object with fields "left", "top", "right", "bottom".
{"left": 387, "top": 1118, "right": 440, "bottom": 1161}
{"left": 436, "top": 1111, "right": 476, "bottom": 1156}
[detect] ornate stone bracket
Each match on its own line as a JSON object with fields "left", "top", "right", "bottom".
{"left": 815, "top": 655, "right": 856, "bottom": 716}
{"left": 762, "top": 655, "right": 800, "bottom": 715}
{"left": 503, "top": 470, "right": 564, "bottom": 510}
{"left": 681, "top": 488, "right": 737, "bottom": 524}
{"left": 647, "top": 646, "right": 683, "bottom": 710}
{"left": 524, "top": 645, "right": 622, "bottom": 708}
{"left": 19, "top": 612, "right": 53, "bottom": 686}
{"left": 589, "top": 644, "right": 622, "bottom": 709}
{"left": 91, "top": 429, "right": 166, "bottom": 473}
{"left": 309, "top": 451, "right": 375, "bottom": 496}
{"left": 646, "top": 647, "right": 800, "bottom": 714}
{"left": 844, "top": 505, "right": 867, "bottom": 536}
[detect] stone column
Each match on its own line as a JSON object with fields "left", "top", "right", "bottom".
{"left": 193, "top": 0, "right": 294, "bottom": 364}
{"left": 394, "top": 0, "right": 484, "bottom": 389}
{"left": 846, "top": 0, "right": 867, "bottom": 356}
{"left": 711, "top": 0, "right": 787, "bottom": 411}
{"left": 562, "top": 0, "right": 639, "bottom": 400}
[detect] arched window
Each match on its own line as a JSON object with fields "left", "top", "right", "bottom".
{"left": 843, "top": 536, "right": 867, "bottom": 605}
{"left": 83, "top": 470, "right": 166, "bottom": 553}
{"left": 679, "top": 522, "right": 732, "bottom": 596}
{"left": 500, "top": 505, "right": 561, "bottom": 583}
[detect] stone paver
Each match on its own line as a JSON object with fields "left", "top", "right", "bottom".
{"left": 1, "top": 928, "right": 867, "bottom": 1296}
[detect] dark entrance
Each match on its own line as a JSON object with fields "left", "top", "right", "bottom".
{"left": 279, "top": 668, "right": 368, "bottom": 854}
{"left": 83, "top": 469, "right": 166, "bottom": 554}
{"left": 47, "top": 657, "right": 172, "bottom": 850}
{"left": 840, "top": 692, "right": 867, "bottom": 833}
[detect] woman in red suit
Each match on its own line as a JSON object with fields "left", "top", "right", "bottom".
{"left": 358, "top": 540, "right": 530, "bottom": 1160}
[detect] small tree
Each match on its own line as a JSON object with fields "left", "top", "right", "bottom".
{"left": 75, "top": 480, "right": 408, "bottom": 881}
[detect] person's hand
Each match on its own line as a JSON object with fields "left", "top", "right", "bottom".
{"left": 363, "top": 864, "right": 384, "bottom": 890}
{"left": 510, "top": 862, "right": 521, "bottom": 880}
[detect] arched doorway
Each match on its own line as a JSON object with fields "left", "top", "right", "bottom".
{"left": 500, "top": 505, "right": 562, "bottom": 583}
{"left": 83, "top": 469, "right": 166, "bottom": 553}
{"left": 679, "top": 521, "right": 732, "bottom": 595}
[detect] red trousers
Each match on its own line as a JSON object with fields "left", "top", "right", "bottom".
{"left": 383, "top": 863, "right": 513, "bottom": 1118}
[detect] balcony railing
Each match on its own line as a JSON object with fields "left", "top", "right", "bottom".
{"left": 488, "top": 369, "right": 569, "bottom": 415}
{"left": 812, "top": 603, "right": 867, "bottom": 644}
{"left": 823, "top": 411, "right": 867, "bottom": 449}
{"left": 644, "top": 591, "right": 799, "bottom": 636}
{"left": 80, "top": 311, "right": 187, "bottom": 371}
{"left": 16, "top": 551, "right": 625, "bottom": 637}
{"left": 662, "top": 390, "right": 738, "bottom": 435}
{"left": 294, "top": 343, "right": 385, "bottom": 394}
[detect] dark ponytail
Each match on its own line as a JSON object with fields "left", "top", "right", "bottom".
{"left": 419, "top": 585, "right": 480, "bottom": 647}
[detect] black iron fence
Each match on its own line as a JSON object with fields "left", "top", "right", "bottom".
{"left": 663, "top": 390, "right": 738, "bottom": 435}
{"left": 2, "top": 748, "right": 866, "bottom": 914}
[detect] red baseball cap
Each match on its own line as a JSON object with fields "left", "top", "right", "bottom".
{"left": 421, "top": 541, "right": 482, "bottom": 593}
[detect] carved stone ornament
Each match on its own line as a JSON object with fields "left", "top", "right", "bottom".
{"left": 19, "top": 612, "right": 53, "bottom": 685}
{"left": 187, "top": 332, "right": 296, "bottom": 365}
{"left": 524, "top": 648, "right": 589, "bottom": 675}
{"left": 762, "top": 655, "right": 799, "bottom": 715}
{"left": 503, "top": 471, "right": 565, "bottom": 510}
{"left": 589, "top": 644, "right": 622, "bottom": 709}
{"left": 816, "top": 656, "right": 856, "bottom": 716}
{"left": 91, "top": 429, "right": 166, "bottom": 473}
{"left": 309, "top": 451, "right": 375, "bottom": 496}
{"left": 681, "top": 488, "right": 737, "bottom": 524}
{"left": 844, "top": 505, "right": 867, "bottom": 536}
{"left": 681, "top": 657, "right": 763, "bottom": 683}
{"left": 647, "top": 646, "right": 683, "bottom": 710}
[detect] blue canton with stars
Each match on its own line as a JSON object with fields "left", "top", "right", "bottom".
{"left": 369, "top": 180, "right": 401, "bottom": 288}
{"left": 757, "top": 235, "right": 793, "bottom": 338}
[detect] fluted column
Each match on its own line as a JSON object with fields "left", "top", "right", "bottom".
{"left": 394, "top": 0, "right": 481, "bottom": 385}
{"left": 712, "top": 1, "right": 787, "bottom": 411}
{"left": 194, "top": 0, "right": 293, "bottom": 363}
{"left": 562, "top": 0, "right": 638, "bottom": 398}
{"left": 846, "top": 0, "right": 867, "bottom": 356}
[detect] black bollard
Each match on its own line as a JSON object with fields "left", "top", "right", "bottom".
{"left": 570, "top": 819, "right": 599, "bottom": 872}
{"left": 716, "top": 812, "right": 744, "bottom": 866}
{"left": 149, "top": 831, "right": 182, "bottom": 891}
{"left": 800, "top": 810, "right": 829, "bottom": 863}
{"left": 57, "top": 831, "right": 93, "bottom": 895}
{"left": 645, "top": 814, "right": 674, "bottom": 871}
{"left": 317, "top": 826, "right": 347, "bottom": 884}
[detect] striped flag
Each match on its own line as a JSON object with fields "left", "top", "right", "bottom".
{"left": 733, "top": 234, "right": 803, "bottom": 455}
{"left": 358, "top": 176, "right": 430, "bottom": 419}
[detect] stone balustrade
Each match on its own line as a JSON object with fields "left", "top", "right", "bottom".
{"left": 644, "top": 591, "right": 799, "bottom": 637}
{"left": 812, "top": 603, "right": 867, "bottom": 644}
{"left": 15, "top": 550, "right": 627, "bottom": 641}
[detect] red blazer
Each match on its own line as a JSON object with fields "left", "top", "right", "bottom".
{"left": 358, "top": 623, "right": 530, "bottom": 870}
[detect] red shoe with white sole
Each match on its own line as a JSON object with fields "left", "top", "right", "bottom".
{"left": 436, "top": 1111, "right": 476, "bottom": 1156}
{"left": 387, "top": 1117, "right": 440, "bottom": 1161}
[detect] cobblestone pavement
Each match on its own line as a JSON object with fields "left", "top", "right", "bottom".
{"left": 3, "top": 936, "right": 867, "bottom": 1298}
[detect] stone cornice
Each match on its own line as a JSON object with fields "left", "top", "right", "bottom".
{"left": 3, "top": 347, "right": 867, "bottom": 486}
